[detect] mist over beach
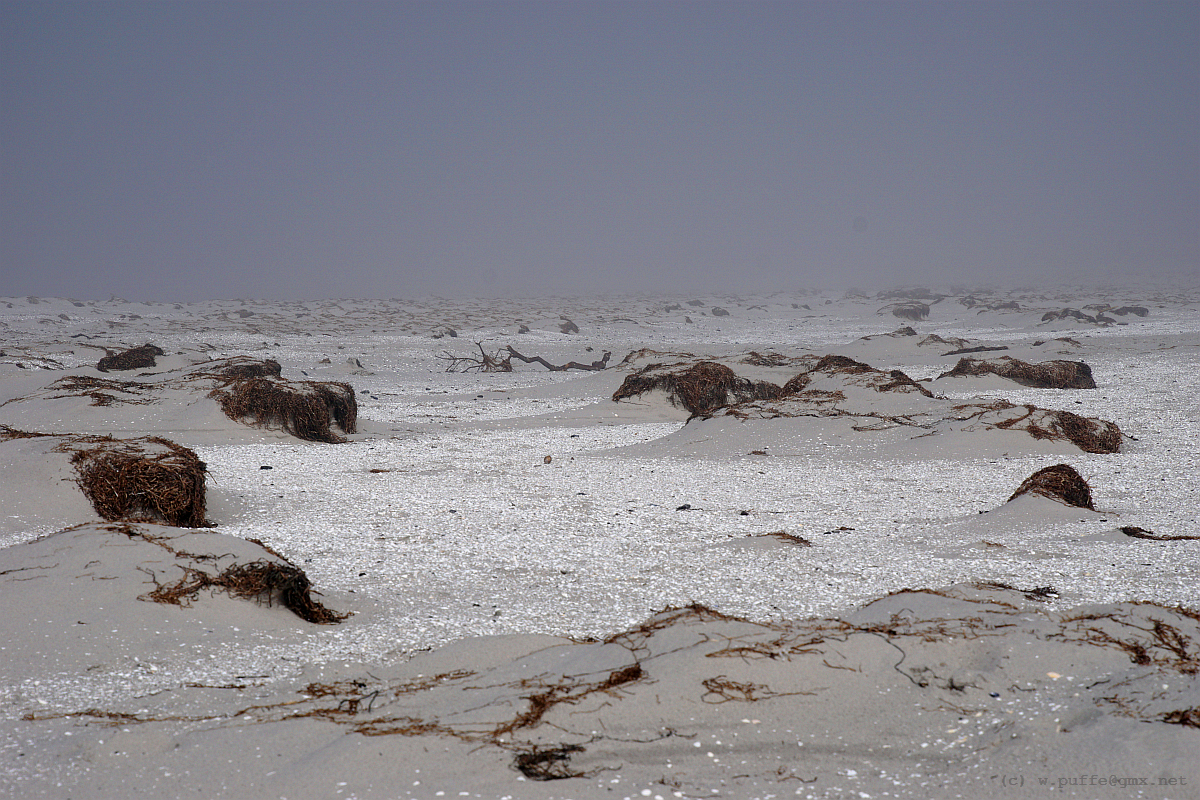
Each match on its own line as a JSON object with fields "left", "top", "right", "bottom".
{"left": 2, "top": 1, "right": 1196, "bottom": 301}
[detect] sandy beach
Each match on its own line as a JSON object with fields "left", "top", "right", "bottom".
{"left": 1, "top": 287, "right": 1198, "bottom": 799}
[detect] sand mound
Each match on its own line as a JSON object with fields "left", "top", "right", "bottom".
{"left": 1008, "top": 463, "right": 1095, "bottom": 509}
{"left": 939, "top": 356, "right": 1097, "bottom": 388}
{"left": 0, "top": 354, "right": 357, "bottom": 445}
{"left": 609, "top": 353, "right": 1120, "bottom": 454}
{"left": 789, "top": 354, "right": 934, "bottom": 397}
{"left": 16, "top": 584, "right": 1192, "bottom": 797}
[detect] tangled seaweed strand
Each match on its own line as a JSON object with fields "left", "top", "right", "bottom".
{"left": 71, "top": 436, "right": 208, "bottom": 527}
{"left": 1120, "top": 526, "right": 1200, "bottom": 542}
{"left": 49, "top": 375, "right": 152, "bottom": 407}
{"left": 513, "top": 744, "right": 587, "bottom": 780}
{"left": 1009, "top": 464, "right": 1094, "bottom": 509}
{"left": 145, "top": 560, "right": 348, "bottom": 624}
{"left": 97, "top": 344, "right": 164, "bottom": 372}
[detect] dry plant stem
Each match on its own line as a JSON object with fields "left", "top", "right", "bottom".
{"left": 436, "top": 342, "right": 513, "bottom": 373}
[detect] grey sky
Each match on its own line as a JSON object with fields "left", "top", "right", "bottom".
{"left": 2, "top": 1, "right": 1196, "bottom": 301}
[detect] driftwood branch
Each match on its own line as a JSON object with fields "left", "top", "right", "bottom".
{"left": 505, "top": 346, "right": 611, "bottom": 372}
{"left": 437, "top": 342, "right": 611, "bottom": 373}
{"left": 436, "top": 342, "right": 513, "bottom": 373}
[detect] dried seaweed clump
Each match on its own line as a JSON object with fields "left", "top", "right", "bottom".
{"left": 145, "top": 560, "right": 347, "bottom": 624}
{"left": 812, "top": 354, "right": 875, "bottom": 375}
{"left": 71, "top": 436, "right": 208, "bottom": 527}
{"left": 1030, "top": 408, "right": 1122, "bottom": 454}
{"left": 210, "top": 377, "right": 357, "bottom": 443}
{"left": 612, "top": 361, "right": 782, "bottom": 417}
{"left": 1008, "top": 464, "right": 1094, "bottom": 509}
{"left": 880, "top": 301, "right": 930, "bottom": 321}
{"left": 97, "top": 344, "right": 164, "bottom": 372}
{"left": 940, "top": 356, "right": 1096, "bottom": 389}
{"left": 1041, "top": 308, "right": 1113, "bottom": 324}
{"left": 513, "top": 744, "right": 586, "bottom": 780}
{"left": 218, "top": 358, "right": 282, "bottom": 380}
{"left": 741, "top": 351, "right": 792, "bottom": 367}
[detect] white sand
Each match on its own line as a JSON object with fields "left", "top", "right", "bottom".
{"left": 1, "top": 287, "right": 1198, "bottom": 799}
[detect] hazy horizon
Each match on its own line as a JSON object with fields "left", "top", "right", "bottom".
{"left": 3, "top": 1, "right": 1197, "bottom": 302}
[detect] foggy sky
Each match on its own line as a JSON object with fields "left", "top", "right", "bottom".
{"left": 2, "top": 1, "right": 1196, "bottom": 301}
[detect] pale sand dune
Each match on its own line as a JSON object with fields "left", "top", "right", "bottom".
{"left": 1, "top": 288, "right": 1198, "bottom": 799}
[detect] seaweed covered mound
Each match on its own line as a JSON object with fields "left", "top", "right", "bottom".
{"left": 939, "top": 356, "right": 1096, "bottom": 389}
{"left": 783, "top": 354, "right": 933, "bottom": 397}
{"left": 880, "top": 301, "right": 930, "bottom": 321}
{"left": 1040, "top": 308, "right": 1114, "bottom": 325}
{"left": 1008, "top": 463, "right": 1094, "bottom": 509}
{"left": 610, "top": 352, "right": 1121, "bottom": 455}
{"left": 217, "top": 358, "right": 283, "bottom": 380}
{"left": 69, "top": 435, "right": 209, "bottom": 527}
{"left": 209, "top": 375, "right": 357, "bottom": 443}
{"left": 97, "top": 344, "right": 165, "bottom": 372}
{"left": 1021, "top": 407, "right": 1122, "bottom": 454}
{"left": 612, "top": 361, "right": 782, "bottom": 417}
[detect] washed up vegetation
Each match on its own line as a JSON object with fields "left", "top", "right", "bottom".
{"left": 1008, "top": 464, "right": 1094, "bottom": 509}
{"left": 1041, "top": 308, "right": 1114, "bottom": 324}
{"left": 203, "top": 358, "right": 356, "bottom": 443}
{"left": 97, "top": 343, "right": 164, "bottom": 372}
{"left": 612, "top": 360, "right": 783, "bottom": 417}
{"left": 209, "top": 377, "right": 356, "bottom": 443}
{"left": 71, "top": 436, "right": 209, "bottom": 527}
{"left": 1120, "top": 526, "right": 1200, "bottom": 542}
{"left": 0, "top": 427, "right": 208, "bottom": 527}
{"left": 609, "top": 352, "right": 1122, "bottom": 452}
{"left": 879, "top": 301, "right": 930, "bottom": 321}
{"left": 48, "top": 375, "right": 153, "bottom": 406}
{"left": 939, "top": 356, "right": 1096, "bottom": 388}
{"left": 144, "top": 559, "right": 348, "bottom": 624}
